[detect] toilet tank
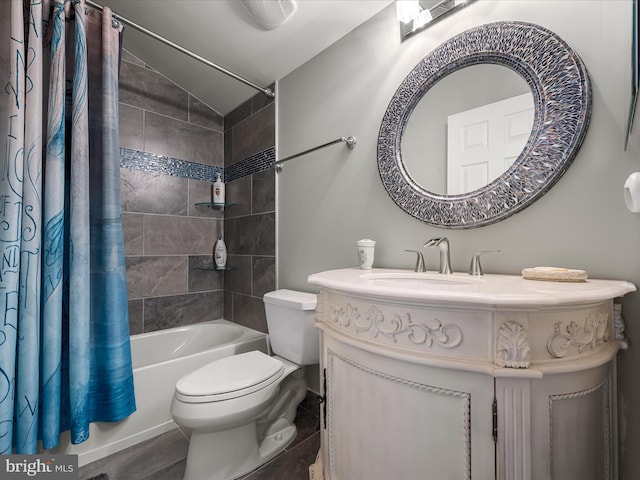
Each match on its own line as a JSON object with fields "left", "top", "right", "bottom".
{"left": 263, "top": 289, "right": 319, "bottom": 365}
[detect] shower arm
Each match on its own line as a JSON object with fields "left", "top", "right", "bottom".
{"left": 84, "top": 0, "right": 275, "bottom": 99}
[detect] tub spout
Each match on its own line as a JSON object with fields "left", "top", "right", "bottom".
{"left": 424, "top": 237, "right": 452, "bottom": 274}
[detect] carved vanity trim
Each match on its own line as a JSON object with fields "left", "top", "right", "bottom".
{"left": 546, "top": 311, "right": 610, "bottom": 359}
{"left": 328, "top": 302, "right": 464, "bottom": 350}
{"left": 496, "top": 321, "right": 530, "bottom": 368}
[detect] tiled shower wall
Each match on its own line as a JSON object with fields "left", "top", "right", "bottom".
{"left": 119, "top": 50, "right": 223, "bottom": 334}
{"left": 223, "top": 91, "right": 276, "bottom": 332}
{"left": 118, "top": 50, "right": 276, "bottom": 335}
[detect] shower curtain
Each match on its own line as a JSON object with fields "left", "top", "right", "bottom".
{"left": 0, "top": 0, "right": 135, "bottom": 454}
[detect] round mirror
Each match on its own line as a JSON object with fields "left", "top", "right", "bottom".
{"left": 402, "top": 64, "right": 533, "bottom": 195}
{"left": 377, "top": 22, "right": 592, "bottom": 229}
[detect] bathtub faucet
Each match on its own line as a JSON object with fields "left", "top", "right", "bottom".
{"left": 424, "top": 237, "right": 452, "bottom": 274}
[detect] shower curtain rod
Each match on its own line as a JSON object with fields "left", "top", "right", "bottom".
{"left": 275, "top": 136, "right": 357, "bottom": 171}
{"left": 85, "top": 0, "right": 275, "bottom": 98}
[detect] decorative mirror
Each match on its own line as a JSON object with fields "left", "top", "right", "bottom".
{"left": 377, "top": 21, "right": 592, "bottom": 229}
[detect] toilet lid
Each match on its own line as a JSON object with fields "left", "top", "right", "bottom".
{"left": 175, "top": 350, "right": 284, "bottom": 398}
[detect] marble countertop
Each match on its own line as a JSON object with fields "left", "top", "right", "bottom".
{"left": 308, "top": 268, "right": 636, "bottom": 307}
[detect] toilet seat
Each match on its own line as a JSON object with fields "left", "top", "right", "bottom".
{"left": 175, "top": 350, "right": 284, "bottom": 403}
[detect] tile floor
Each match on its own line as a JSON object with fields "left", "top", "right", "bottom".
{"left": 78, "top": 392, "right": 321, "bottom": 480}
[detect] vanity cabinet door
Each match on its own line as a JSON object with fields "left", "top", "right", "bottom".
{"left": 495, "top": 361, "right": 616, "bottom": 480}
{"left": 320, "top": 332, "right": 496, "bottom": 480}
{"left": 530, "top": 362, "right": 616, "bottom": 480}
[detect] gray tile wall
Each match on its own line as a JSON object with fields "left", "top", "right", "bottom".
{"left": 224, "top": 91, "right": 276, "bottom": 333}
{"left": 119, "top": 50, "right": 225, "bottom": 334}
{"left": 118, "top": 50, "right": 275, "bottom": 336}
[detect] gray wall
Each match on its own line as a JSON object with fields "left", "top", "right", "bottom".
{"left": 277, "top": 1, "right": 640, "bottom": 477}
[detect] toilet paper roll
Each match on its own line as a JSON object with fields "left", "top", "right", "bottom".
{"left": 624, "top": 172, "right": 640, "bottom": 213}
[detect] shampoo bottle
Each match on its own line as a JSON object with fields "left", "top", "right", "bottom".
{"left": 213, "top": 174, "right": 225, "bottom": 205}
{"left": 214, "top": 236, "right": 227, "bottom": 269}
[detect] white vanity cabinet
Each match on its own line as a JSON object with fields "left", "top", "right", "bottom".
{"left": 320, "top": 327, "right": 496, "bottom": 480}
{"left": 308, "top": 269, "right": 635, "bottom": 480}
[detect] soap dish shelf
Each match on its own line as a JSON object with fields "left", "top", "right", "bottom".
{"left": 195, "top": 265, "right": 236, "bottom": 272}
{"left": 195, "top": 201, "right": 238, "bottom": 210}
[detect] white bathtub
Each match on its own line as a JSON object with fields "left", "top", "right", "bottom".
{"left": 49, "top": 320, "right": 269, "bottom": 466}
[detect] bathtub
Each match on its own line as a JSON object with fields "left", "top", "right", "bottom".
{"left": 49, "top": 320, "right": 269, "bottom": 466}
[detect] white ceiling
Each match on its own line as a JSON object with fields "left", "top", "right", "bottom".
{"left": 96, "top": 0, "right": 395, "bottom": 115}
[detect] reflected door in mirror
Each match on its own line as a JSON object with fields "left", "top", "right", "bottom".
{"left": 447, "top": 93, "right": 534, "bottom": 194}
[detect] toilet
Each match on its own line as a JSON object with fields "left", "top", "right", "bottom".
{"left": 170, "top": 289, "right": 318, "bottom": 480}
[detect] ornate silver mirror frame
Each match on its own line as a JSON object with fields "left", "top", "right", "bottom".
{"left": 377, "top": 21, "right": 592, "bottom": 229}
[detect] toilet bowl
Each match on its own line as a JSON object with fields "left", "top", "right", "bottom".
{"left": 170, "top": 290, "right": 318, "bottom": 480}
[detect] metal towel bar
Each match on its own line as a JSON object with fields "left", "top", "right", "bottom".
{"left": 275, "top": 136, "right": 357, "bottom": 171}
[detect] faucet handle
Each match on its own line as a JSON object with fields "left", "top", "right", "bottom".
{"left": 405, "top": 250, "right": 426, "bottom": 272}
{"left": 469, "top": 250, "right": 500, "bottom": 276}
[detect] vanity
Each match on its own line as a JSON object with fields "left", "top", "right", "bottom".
{"left": 302, "top": 10, "right": 627, "bottom": 479}
{"left": 308, "top": 268, "right": 635, "bottom": 480}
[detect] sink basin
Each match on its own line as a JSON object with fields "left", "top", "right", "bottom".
{"left": 361, "top": 272, "right": 478, "bottom": 289}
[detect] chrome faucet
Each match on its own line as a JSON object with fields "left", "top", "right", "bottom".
{"left": 424, "top": 237, "right": 452, "bottom": 274}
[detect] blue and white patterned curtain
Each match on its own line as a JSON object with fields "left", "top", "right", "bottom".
{"left": 0, "top": 0, "right": 135, "bottom": 453}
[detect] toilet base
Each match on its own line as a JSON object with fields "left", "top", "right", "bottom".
{"left": 182, "top": 369, "right": 307, "bottom": 480}
{"left": 183, "top": 421, "right": 297, "bottom": 480}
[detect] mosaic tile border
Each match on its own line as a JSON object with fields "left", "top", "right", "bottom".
{"left": 225, "top": 147, "right": 275, "bottom": 182}
{"left": 120, "top": 146, "right": 275, "bottom": 183}
{"left": 120, "top": 147, "right": 223, "bottom": 182}
{"left": 377, "top": 21, "right": 592, "bottom": 229}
